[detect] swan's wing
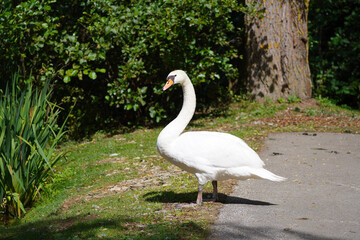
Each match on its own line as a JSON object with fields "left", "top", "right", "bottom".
{"left": 172, "top": 131, "right": 265, "bottom": 168}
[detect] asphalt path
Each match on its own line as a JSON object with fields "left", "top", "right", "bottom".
{"left": 209, "top": 132, "right": 360, "bottom": 240}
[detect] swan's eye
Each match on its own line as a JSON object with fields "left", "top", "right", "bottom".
{"left": 166, "top": 74, "right": 176, "bottom": 80}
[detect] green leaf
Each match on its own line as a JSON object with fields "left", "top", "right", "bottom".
{"left": 63, "top": 76, "right": 71, "bottom": 83}
{"left": 133, "top": 104, "right": 139, "bottom": 111}
{"left": 78, "top": 70, "right": 83, "bottom": 80}
{"left": 79, "top": 58, "right": 87, "bottom": 65}
{"left": 88, "top": 53, "right": 97, "bottom": 61}
{"left": 96, "top": 68, "right": 106, "bottom": 73}
{"left": 99, "top": 52, "right": 106, "bottom": 60}
{"left": 70, "top": 70, "right": 79, "bottom": 77}
{"left": 140, "top": 86, "right": 147, "bottom": 93}
{"left": 149, "top": 107, "right": 155, "bottom": 118}
{"left": 89, "top": 71, "right": 97, "bottom": 80}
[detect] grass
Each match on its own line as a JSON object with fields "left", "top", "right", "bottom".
{"left": 1, "top": 98, "right": 359, "bottom": 239}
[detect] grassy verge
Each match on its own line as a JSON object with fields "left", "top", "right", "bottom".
{"left": 1, "top": 98, "right": 359, "bottom": 239}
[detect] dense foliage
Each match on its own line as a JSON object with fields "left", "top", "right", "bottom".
{"left": 0, "top": 0, "right": 245, "bottom": 138}
{"left": 1, "top": 0, "right": 359, "bottom": 138}
{"left": 0, "top": 74, "right": 66, "bottom": 218}
{"left": 309, "top": 0, "right": 360, "bottom": 108}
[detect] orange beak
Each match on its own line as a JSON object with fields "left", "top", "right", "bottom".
{"left": 163, "top": 77, "right": 175, "bottom": 91}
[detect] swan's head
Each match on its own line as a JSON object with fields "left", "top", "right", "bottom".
{"left": 163, "top": 70, "right": 189, "bottom": 91}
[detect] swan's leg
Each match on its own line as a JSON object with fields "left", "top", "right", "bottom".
{"left": 196, "top": 184, "right": 203, "bottom": 205}
{"left": 212, "top": 180, "right": 218, "bottom": 202}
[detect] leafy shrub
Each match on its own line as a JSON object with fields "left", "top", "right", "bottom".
{"left": 277, "top": 97, "right": 285, "bottom": 104}
{"left": 0, "top": 74, "right": 66, "bottom": 218}
{"left": 287, "top": 94, "right": 302, "bottom": 104}
{"left": 309, "top": 0, "right": 360, "bottom": 108}
{"left": 316, "top": 95, "right": 336, "bottom": 108}
{"left": 304, "top": 108, "right": 317, "bottom": 116}
{"left": 0, "top": 0, "right": 246, "bottom": 137}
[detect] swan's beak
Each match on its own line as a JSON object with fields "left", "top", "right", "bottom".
{"left": 163, "top": 76, "right": 175, "bottom": 91}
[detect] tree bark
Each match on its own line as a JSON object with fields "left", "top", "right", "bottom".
{"left": 245, "top": 0, "right": 312, "bottom": 101}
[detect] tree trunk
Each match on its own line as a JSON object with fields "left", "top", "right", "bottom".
{"left": 245, "top": 0, "right": 312, "bottom": 101}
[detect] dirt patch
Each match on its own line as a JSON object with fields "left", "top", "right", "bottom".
{"left": 104, "top": 169, "right": 121, "bottom": 176}
{"left": 62, "top": 196, "right": 83, "bottom": 212}
{"left": 61, "top": 165, "right": 184, "bottom": 212}
{"left": 47, "top": 213, "right": 100, "bottom": 232}
{"left": 51, "top": 217, "right": 78, "bottom": 232}
{"left": 235, "top": 98, "right": 360, "bottom": 132}
{"left": 259, "top": 109, "right": 360, "bottom": 130}
{"left": 296, "top": 98, "right": 319, "bottom": 109}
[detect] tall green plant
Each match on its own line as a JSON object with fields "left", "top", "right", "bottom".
{"left": 0, "top": 74, "right": 67, "bottom": 218}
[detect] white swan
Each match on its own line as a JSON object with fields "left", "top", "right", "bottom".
{"left": 157, "top": 70, "right": 285, "bottom": 205}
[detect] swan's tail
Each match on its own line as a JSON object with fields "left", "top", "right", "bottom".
{"left": 226, "top": 167, "right": 286, "bottom": 181}
{"left": 249, "top": 168, "right": 286, "bottom": 181}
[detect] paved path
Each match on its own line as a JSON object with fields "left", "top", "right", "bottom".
{"left": 209, "top": 132, "right": 360, "bottom": 240}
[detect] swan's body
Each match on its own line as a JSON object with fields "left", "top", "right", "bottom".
{"left": 157, "top": 70, "right": 285, "bottom": 204}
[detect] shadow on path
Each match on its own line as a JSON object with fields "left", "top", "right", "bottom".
{"left": 143, "top": 191, "right": 274, "bottom": 206}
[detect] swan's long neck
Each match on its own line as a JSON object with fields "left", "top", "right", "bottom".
{"left": 158, "top": 78, "right": 196, "bottom": 145}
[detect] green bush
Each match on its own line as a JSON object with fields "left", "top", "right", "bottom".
{"left": 0, "top": 0, "right": 245, "bottom": 137}
{"left": 287, "top": 94, "right": 302, "bottom": 104}
{"left": 0, "top": 74, "right": 67, "bottom": 218}
{"left": 309, "top": 0, "right": 360, "bottom": 108}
